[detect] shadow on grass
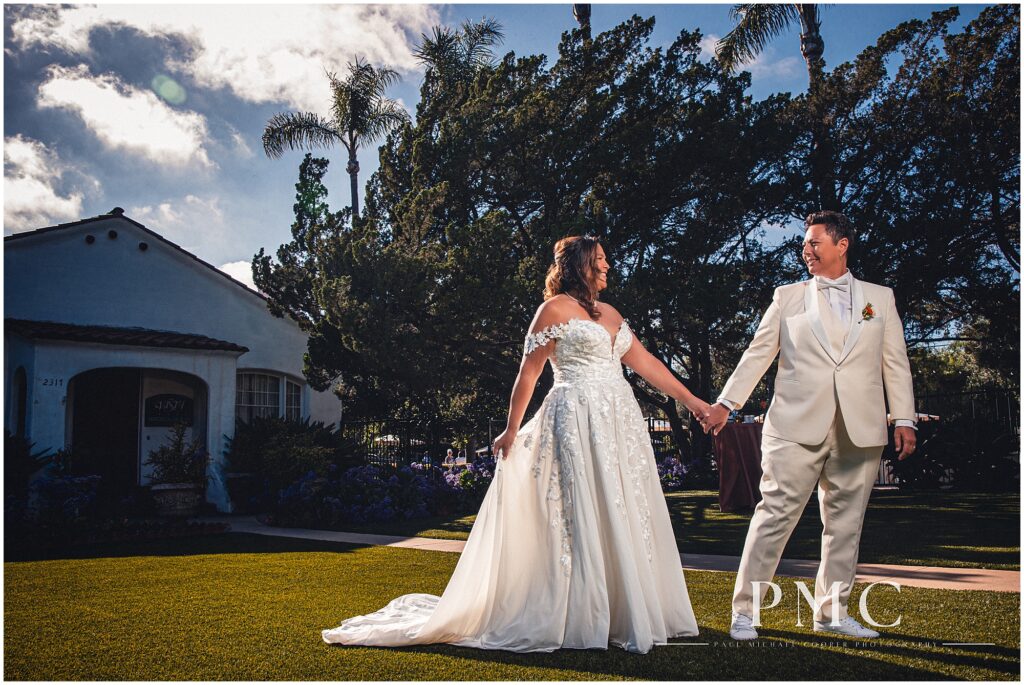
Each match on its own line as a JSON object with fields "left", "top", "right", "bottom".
{"left": 763, "top": 627, "right": 1020, "bottom": 676}
{"left": 5, "top": 533, "right": 369, "bottom": 562}
{"left": 667, "top": 490, "right": 1020, "bottom": 570}
{"left": 327, "top": 513, "right": 477, "bottom": 539}
{"left": 325, "top": 628, "right": 954, "bottom": 681}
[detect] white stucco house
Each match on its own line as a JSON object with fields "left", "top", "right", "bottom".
{"left": 4, "top": 208, "right": 342, "bottom": 512}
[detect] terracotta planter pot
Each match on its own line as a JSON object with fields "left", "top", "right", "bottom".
{"left": 151, "top": 483, "right": 204, "bottom": 517}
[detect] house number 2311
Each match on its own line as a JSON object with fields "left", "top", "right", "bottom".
{"left": 41, "top": 378, "right": 64, "bottom": 387}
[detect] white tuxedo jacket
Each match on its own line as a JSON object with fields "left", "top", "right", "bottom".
{"left": 719, "top": 277, "right": 915, "bottom": 447}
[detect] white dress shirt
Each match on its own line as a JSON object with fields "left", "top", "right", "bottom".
{"left": 815, "top": 270, "right": 853, "bottom": 327}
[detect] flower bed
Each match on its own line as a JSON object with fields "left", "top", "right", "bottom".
{"left": 269, "top": 456, "right": 500, "bottom": 528}
{"left": 270, "top": 453, "right": 699, "bottom": 529}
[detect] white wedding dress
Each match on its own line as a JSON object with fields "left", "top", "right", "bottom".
{"left": 322, "top": 318, "right": 698, "bottom": 653}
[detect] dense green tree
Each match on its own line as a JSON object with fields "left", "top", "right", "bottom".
{"left": 252, "top": 153, "right": 346, "bottom": 331}
{"left": 790, "top": 7, "right": 1019, "bottom": 352}
{"left": 909, "top": 342, "right": 1013, "bottom": 397}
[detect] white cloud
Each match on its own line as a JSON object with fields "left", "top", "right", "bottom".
{"left": 10, "top": 5, "right": 440, "bottom": 112}
{"left": 698, "top": 34, "right": 719, "bottom": 62}
{"left": 228, "top": 127, "right": 254, "bottom": 159}
{"left": 4, "top": 135, "right": 93, "bottom": 233}
{"left": 37, "top": 64, "right": 213, "bottom": 168}
{"left": 217, "top": 260, "right": 258, "bottom": 292}
{"left": 129, "top": 193, "right": 227, "bottom": 256}
{"left": 700, "top": 33, "right": 803, "bottom": 80}
{"left": 394, "top": 96, "right": 414, "bottom": 118}
{"left": 130, "top": 201, "right": 181, "bottom": 226}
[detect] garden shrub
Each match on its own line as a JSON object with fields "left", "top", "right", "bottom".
{"left": 224, "top": 416, "right": 361, "bottom": 510}
{"left": 269, "top": 450, "right": 703, "bottom": 529}
{"left": 272, "top": 464, "right": 441, "bottom": 527}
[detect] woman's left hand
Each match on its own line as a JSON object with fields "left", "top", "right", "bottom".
{"left": 492, "top": 427, "right": 517, "bottom": 460}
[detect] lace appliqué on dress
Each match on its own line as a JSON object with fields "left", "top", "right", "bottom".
{"left": 529, "top": 402, "right": 578, "bottom": 578}
{"left": 624, "top": 400, "right": 654, "bottom": 561}
{"left": 523, "top": 322, "right": 572, "bottom": 356}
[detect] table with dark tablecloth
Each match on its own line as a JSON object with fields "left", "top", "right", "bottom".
{"left": 711, "top": 422, "right": 764, "bottom": 512}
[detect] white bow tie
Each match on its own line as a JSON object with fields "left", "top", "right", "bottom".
{"left": 817, "top": 280, "right": 849, "bottom": 293}
{"left": 817, "top": 272, "right": 851, "bottom": 290}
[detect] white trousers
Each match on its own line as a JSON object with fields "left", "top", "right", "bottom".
{"left": 731, "top": 410, "right": 883, "bottom": 622}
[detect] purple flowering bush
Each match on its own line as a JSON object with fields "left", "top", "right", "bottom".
{"left": 6, "top": 473, "right": 104, "bottom": 553}
{"left": 657, "top": 456, "right": 689, "bottom": 491}
{"left": 272, "top": 456, "right": 500, "bottom": 528}
{"left": 31, "top": 474, "right": 104, "bottom": 528}
{"left": 271, "top": 450, "right": 702, "bottom": 530}
{"left": 444, "top": 456, "right": 496, "bottom": 510}
{"left": 271, "top": 451, "right": 700, "bottom": 530}
{"left": 223, "top": 416, "right": 363, "bottom": 512}
{"left": 272, "top": 463, "right": 444, "bottom": 527}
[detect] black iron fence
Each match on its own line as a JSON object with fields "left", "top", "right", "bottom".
{"left": 340, "top": 420, "right": 436, "bottom": 468}
{"left": 339, "top": 419, "right": 485, "bottom": 469}
{"left": 877, "top": 388, "right": 1019, "bottom": 488}
{"left": 342, "top": 416, "right": 683, "bottom": 467}
{"left": 915, "top": 389, "right": 1019, "bottom": 431}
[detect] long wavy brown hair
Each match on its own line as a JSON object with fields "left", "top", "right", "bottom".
{"left": 543, "top": 235, "right": 602, "bottom": 319}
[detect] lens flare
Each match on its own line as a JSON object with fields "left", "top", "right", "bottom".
{"left": 151, "top": 74, "right": 186, "bottom": 105}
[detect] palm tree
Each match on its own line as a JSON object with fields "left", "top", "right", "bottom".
{"left": 715, "top": 4, "right": 838, "bottom": 210}
{"left": 413, "top": 18, "right": 504, "bottom": 102}
{"left": 715, "top": 4, "right": 825, "bottom": 87}
{"left": 573, "top": 4, "right": 592, "bottom": 42}
{"left": 263, "top": 59, "right": 408, "bottom": 223}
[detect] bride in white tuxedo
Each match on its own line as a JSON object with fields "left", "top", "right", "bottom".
{"left": 323, "top": 235, "right": 709, "bottom": 653}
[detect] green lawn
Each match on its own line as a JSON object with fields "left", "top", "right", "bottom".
{"left": 329, "top": 490, "right": 1020, "bottom": 570}
{"left": 4, "top": 534, "right": 1019, "bottom": 680}
{"left": 669, "top": 490, "right": 1021, "bottom": 571}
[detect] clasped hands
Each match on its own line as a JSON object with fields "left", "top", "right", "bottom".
{"left": 693, "top": 402, "right": 730, "bottom": 436}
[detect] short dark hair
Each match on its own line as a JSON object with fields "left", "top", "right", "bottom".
{"left": 805, "top": 210, "right": 855, "bottom": 250}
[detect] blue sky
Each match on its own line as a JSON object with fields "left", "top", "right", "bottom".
{"left": 3, "top": 3, "right": 987, "bottom": 288}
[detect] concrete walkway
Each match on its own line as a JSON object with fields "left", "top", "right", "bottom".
{"left": 197, "top": 514, "right": 1020, "bottom": 593}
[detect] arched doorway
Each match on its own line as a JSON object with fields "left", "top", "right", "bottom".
{"left": 67, "top": 368, "right": 208, "bottom": 494}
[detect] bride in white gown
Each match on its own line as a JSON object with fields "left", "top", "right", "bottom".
{"left": 323, "top": 236, "right": 711, "bottom": 653}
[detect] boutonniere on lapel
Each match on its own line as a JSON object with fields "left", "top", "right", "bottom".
{"left": 860, "top": 303, "right": 875, "bottom": 323}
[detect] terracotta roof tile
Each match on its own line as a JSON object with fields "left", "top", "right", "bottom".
{"left": 5, "top": 319, "right": 248, "bottom": 353}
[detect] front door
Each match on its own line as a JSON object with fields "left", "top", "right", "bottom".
{"left": 70, "top": 368, "right": 141, "bottom": 493}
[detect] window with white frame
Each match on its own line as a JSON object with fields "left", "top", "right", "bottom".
{"left": 285, "top": 379, "right": 301, "bottom": 420}
{"left": 236, "top": 372, "right": 303, "bottom": 423}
